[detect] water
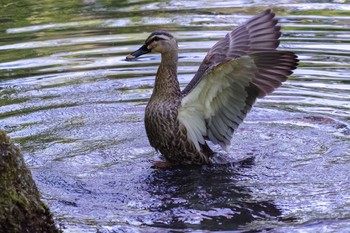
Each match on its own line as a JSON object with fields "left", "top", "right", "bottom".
{"left": 1, "top": 0, "right": 350, "bottom": 232}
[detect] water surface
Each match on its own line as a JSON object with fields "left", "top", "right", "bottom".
{"left": 0, "top": 0, "right": 350, "bottom": 232}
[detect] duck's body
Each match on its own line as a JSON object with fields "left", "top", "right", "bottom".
{"left": 142, "top": 34, "right": 214, "bottom": 164}
{"left": 126, "top": 10, "right": 298, "bottom": 165}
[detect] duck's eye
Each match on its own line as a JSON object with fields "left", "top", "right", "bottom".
{"left": 147, "top": 36, "right": 166, "bottom": 45}
{"left": 153, "top": 36, "right": 165, "bottom": 42}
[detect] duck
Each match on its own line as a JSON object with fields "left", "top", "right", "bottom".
{"left": 126, "top": 9, "right": 298, "bottom": 166}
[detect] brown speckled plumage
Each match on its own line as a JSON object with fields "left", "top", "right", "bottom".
{"left": 143, "top": 44, "right": 213, "bottom": 164}
{"left": 126, "top": 9, "right": 298, "bottom": 165}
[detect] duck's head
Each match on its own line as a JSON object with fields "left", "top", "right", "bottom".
{"left": 126, "top": 31, "right": 177, "bottom": 60}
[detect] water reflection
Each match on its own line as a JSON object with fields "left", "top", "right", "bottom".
{"left": 145, "top": 158, "right": 292, "bottom": 231}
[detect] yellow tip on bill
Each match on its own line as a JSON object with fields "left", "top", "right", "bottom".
{"left": 126, "top": 54, "right": 136, "bottom": 61}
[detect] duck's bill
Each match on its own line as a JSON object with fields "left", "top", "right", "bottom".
{"left": 125, "top": 45, "right": 151, "bottom": 61}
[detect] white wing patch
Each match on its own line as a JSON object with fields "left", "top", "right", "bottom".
{"left": 177, "top": 103, "right": 206, "bottom": 151}
{"left": 178, "top": 56, "right": 258, "bottom": 152}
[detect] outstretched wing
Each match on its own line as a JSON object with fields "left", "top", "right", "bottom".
{"left": 182, "top": 9, "right": 281, "bottom": 95}
{"left": 178, "top": 51, "right": 298, "bottom": 151}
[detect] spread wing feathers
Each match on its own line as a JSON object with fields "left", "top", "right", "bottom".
{"left": 182, "top": 9, "right": 281, "bottom": 95}
{"left": 250, "top": 51, "right": 298, "bottom": 97}
{"left": 178, "top": 56, "right": 257, "bottom": 151}
{"left": 178, "top": 51, "right": 298, "bottom": 151}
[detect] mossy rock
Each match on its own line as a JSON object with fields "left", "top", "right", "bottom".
{"left": 0, "top": 130, "right": 60, "bottom": 233}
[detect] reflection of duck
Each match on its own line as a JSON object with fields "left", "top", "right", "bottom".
{"left": 126, "top": 9, "right": 298, "bottom": 166}
{"left": 144, "top": 158, "right": 293, "bottom": 230}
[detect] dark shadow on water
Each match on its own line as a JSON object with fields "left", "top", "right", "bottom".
{"left": 144, "top": 157, "right": 295, "bottom": 231}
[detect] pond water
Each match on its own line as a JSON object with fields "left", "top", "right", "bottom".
{"left": 1, "top": 0, "right": 350, "bottom": 232}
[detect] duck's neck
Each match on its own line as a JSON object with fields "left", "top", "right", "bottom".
{"left": 151, "top": 50, "right": 181, "bottom": 99}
